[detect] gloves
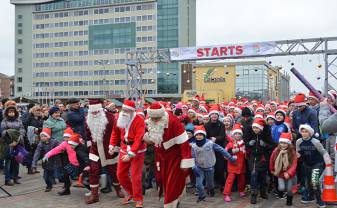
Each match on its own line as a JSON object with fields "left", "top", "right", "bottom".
{"left": 229, "top": 155, "right": 237, "bottom": 163}
{"left": 108, "top": 145, "right": 115, "bottom": 155}
{"left": 42, "top": 156, "right": 48, "bottom": 163}
{"left": 232, "top": 148, "right": 239, "bottom": 153}
{"left": 248, "top": 140, "right": 256, "bottom": 146}
{"left": 259, "top": 140, "right": 266, "bottom": 147}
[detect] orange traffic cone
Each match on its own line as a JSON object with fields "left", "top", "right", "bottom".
{"left": 73, "top": 173, "right": 85, "bottom": 188}
{"left": 322, "top": 164, "right": 337, "bottom": 202}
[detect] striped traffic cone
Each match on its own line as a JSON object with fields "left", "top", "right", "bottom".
{"left": 322, "top": 164, "right": 337, "bottom": 202}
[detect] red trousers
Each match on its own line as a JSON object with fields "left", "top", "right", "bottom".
{"left": 89, "top": 161, "right": 119, "bottom": 188}
{"left": 117, "top": 151, "right": 145, "bottom": 201}
{"left": 223, "top": 172, "right": 246, "bottom": 195}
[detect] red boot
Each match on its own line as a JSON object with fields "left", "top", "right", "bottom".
{"left": 85, "top": 187, "right": 99, "bottom": 204}
{"left": 114, "top": 185, "right": 125, "bottom": 198}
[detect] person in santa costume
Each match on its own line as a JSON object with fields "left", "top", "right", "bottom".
{"left": 84, "top": 100, "right": 124, "bottom": 204}
{"left": 143, "top": 102, "right": 194, "bottom": 208}
{"left": 109, "top": 100, "right": 146, "bottom": 208}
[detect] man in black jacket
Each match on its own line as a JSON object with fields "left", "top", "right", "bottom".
{"left": 204, "top": 109, "right": 227, "bottom": 192}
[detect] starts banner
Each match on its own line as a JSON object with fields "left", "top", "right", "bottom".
{"left": 169, "top": 41, "right": 276, "bottom": 61}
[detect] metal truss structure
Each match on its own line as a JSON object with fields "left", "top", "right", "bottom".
{"left": 126, "top": 36, "right": 337, "bottom": 101}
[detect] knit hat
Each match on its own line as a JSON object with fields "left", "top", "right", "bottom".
{"left": 307, "top": 92, "right": 319, "bottom": 102}
{"left": 147, "top": 102, "right": 165, "bottom": 118}
{"left": 49, "top": 106, "right": 60, "bottom": 116}
{"left": 4, "top": 100, "right": 16, "bottom": 108}
{"left": 232, "top": 123, "right": 243, "bottom": 136}
{"left": 194, "top": 125, "right": 206, "bottom": 136}
{"left": 40, "top": 128, "right": 51, "bottom": 138}
{"left": 122, "top": 100, "right": 136, "bottom": 111}
{"left": 252, "top": 118, "right": 265, "bottom": 130}
{"left": 68, "top": 133, "right": 81, "bottom": 146}
{"left": 279, "top": 133, "right": 292, "bottom": 144}
{"left": 63, "top": 127, "right": 73, "bottom": 138}
{"left": 241, "top": 107, "right": 252, "bottom": 117}
{"left": 266, "top": 112, "right": 276, "bottom": 121}
{"left": 185, "top": 123, "right": 195, "bottom": 134}
{"left": 293, "top": 93, "right": 307, "bottom": 106}
{"left": 299, "top": 124, "right": 314, "bottom": 137}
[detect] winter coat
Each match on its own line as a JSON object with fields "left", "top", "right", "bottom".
{"left": 32, "top": 139, "right": 61, "bottom": 170}
{"left": 74, "top": 144, "right": 90, "bottom": 171}
{"left": 225, "top": 138, "right": 246, "bottom": 174}
{"left": 0, "top": 129, "right": 20, "bottom": 159}
{"left": 1, "top": 111, "right": 26, "bottom": 143}
{"left": 240, "top": 117, "right": 254, "bottom": 142}
{"left": 43, "top": 116, "right": 66, "bottom": 143}
{"left": 269, "top": 147, "right": 297, "bottom": 179}
{"left": 292, "top": 105, "right": 319, "bottom": 138}
{"left": 204, "top": 120, "right": 226, "bottom": 148}
{"left": 23, "top": 113, "right": 43, "bottom": 131}
{"left": 46, "top": 141, "right": 79, "bottom": 167}
{"left": 245, "top": 125, "right": 275, "bottom": 172}
{"left": 271, "top": 122, "right": 288, "bottom": 143}
{"left": 319, "top": 103, "right": 337, "bottom": 134}
{"left": 64, "top": 108, "right": 85, "bottom": 137}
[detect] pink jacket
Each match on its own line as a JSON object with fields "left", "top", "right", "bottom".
{"left": 46, "top": 141, "right": 79, "bottom": 167}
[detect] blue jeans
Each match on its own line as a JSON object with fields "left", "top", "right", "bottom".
{"left": 44, "top": 169, "right": 54, "bottom": 188}
{"left": 194, "top": 167, "right": 215, "bottom": 198}
{"left": 250, "top": 170, "right": 267, "bottom": 192}
{"left": 0, "top": 159, "right": 4, "bottom": 169}
{"left": 4, "top": 157, "right": 19, "bottom": 182}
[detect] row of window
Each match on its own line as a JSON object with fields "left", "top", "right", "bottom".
{"left": 34, "top": 89, "right": 155, "bottom": 97}
{"left": 34, "top": 3, "right": 155, "bottom": 19}
{"left": 33, "top": 48, "right": 133, "bottom": 58}
{"left": 136, "top": 36, "right": 156, "bottom": 43}
{"left": 33, "top": 59, "right": 127, "bottom": 68}
{"left": 33, "top": 68, "right": 155, "bottom": 78}
{"left": 34, "top": 40, "right": 88, "bottom": 49}
{"left": 33, "top": 15, "right": 155, "bottom": 30}
{"left": 33, "top": 30, "right": 88, "bottom": 39}
{"left": 34, "top": 79, "right": 130, "bottom": 87}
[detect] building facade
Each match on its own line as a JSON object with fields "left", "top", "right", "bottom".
{"left": 11, "top": 0, "right": 196, "bottom": 100}
{"left": 185, "top": 61, "right": 290, "bottom": 102}
{"left": 0, "top": 73, "right": 14, "bottom": 98}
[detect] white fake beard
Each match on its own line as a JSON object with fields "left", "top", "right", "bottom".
{"left": 117, "top": 112, "right": 132, "bottom": 129}
{"left": 145, "top": 114, "right": 168, "bottom": 147}
{"left": 86, "top": 109, "right": 108, "bottom": 142}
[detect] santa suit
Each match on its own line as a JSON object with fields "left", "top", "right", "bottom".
{"left": 85, "top": 110, "right": 120, "bottom": 189}
{"left": 148, "top": 112, "right": 195, "bottom": 208}
{"left": 110, "top": 114, "right": 146, "bottom": 201}
{"left": 224, "top": 138, "right": 246, "bottom": 195}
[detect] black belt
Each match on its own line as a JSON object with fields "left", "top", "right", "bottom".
{"left": 124, "top": 141, "right": 134, "bottom": 145}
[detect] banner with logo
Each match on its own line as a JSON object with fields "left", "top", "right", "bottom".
{"left": 169, "top": 41, "right": 276, "bottom": 61}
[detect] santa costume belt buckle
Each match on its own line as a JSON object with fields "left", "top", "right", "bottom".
{"left": 127, "top": 145, "right": 131, "bottom": 152}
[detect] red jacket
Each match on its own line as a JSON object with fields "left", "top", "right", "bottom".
{"left": 225, "top": 138, "right": 246, "bottom": 174}
{"left": 110, "top": 114, "right": 146, "bottom": 156}
{"left": 269, "top": 147, "right": 297, "bottom": 179}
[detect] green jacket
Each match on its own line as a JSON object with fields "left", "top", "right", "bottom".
{"left": 0, "top": 129, "right": 20, "bottom": 159}
{"left": 43, "top": 116, "right": 66, "bottom": 143}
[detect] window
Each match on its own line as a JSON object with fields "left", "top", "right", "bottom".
{"left": 18, "top": 23, "right": 22, "bottom": 27}
{"left": 18, "top": 49, "right": 22, "bottom": 54}
{"left": 18, "top": 15, "right": 23, "bottom": 19}
{"left": 18, "top": 29, "right": 22, "bottom": 35}
{"left": 17, "top": 87, "right": 22, "bottom": 92}
{"left": 17, "top": 77, "right": 22, "bottom": 83}
{"left": 18, "top": 39, "right": 23, "bottom": 44}
{"left": 18, "top": 68, "right": 22, "bottom": 73}
{"left": 18, "top": 58, "right": 22, "bottom": 63}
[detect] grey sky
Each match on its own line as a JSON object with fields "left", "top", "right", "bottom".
{"left": 1, "top": 0, "right": 337, "bottom": 92}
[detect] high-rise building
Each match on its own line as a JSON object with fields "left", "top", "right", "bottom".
{"left": 11, "top": 0, "right": 196, "bottom": 101}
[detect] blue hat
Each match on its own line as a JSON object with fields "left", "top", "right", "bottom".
{"left": 49, "top": 106, "right": 60, "bottom": 116}
{"left": 185, "top": 123, "right": 195, "bottom": 133}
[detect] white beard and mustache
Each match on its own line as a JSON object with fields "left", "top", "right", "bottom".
{"left": 117, "top": 112, "right": 133, "bottom": 129}
{"left": 144, "top": 113, "right": 168, "bottom": 147}
{"left": 86, "top": 109, "right": 108, "bottom": 142}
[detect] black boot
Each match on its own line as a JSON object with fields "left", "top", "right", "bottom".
{"left": 209, "top": 189, "right": 215, "bottom": 197}
{"left": 260, "top": 187, "right": 268, "bottom": 199}
{"left": 58, "top": 177, "right": 71, "bottom": 196}
{"left": 250, "top": 194, "right": 257, "bottom": 204}
{"left": 286, "top": 195, "right": 293, "bottom": 206}
{"left": 58, "top": 188, "right": 70, "bottom": 196}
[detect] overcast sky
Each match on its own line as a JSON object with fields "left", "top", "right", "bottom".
{"left": 1, "top": 0, "right": 337, "bottom": 92}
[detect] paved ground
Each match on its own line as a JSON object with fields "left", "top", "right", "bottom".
{"left": 0, "top": 165, "right": 328, "bottom": 208}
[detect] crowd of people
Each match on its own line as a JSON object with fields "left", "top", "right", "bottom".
{"left": 0, "top": 90, "right": 337, "bottom": 208}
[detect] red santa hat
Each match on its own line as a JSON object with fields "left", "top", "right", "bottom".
{"left": 234, "top": 107, "right": 242, "bottom": 114}
{"left": 270, "top": 100, "right": 278, "bottom": 106}
{"left": 266, "top": 112, "right": 276, "bottom": 121}
{"left": 279, "top": 133, "right": 292, "bottom": 144}
{"left": 88, "top": 99, "right": 103, "bottom": 111}
{"left": 193, "top": 95, "right": 200, "bottom": 102}
{"left": 328, "top": 90, "right": 337, "bottom": 103}
{"left": 40, "top": 128, "right": 51, "bottom": 139}
{"left": 122, "top": 99, "right": 136, "bottom": 111}
{"left": 275, "top": 108, "right": 287, "bottom": 117}
{"left": 299, "top": 124, "right": 314, "bottom": 137}
{"left": 232, "top": 123, "right": 243, "bottom": 136}
{"left": 188, "top": 109, "right": 196, "bottom": 114}
{"left": 307, "top": 92, "right": 319, "bottom": 102}
{"left": 284, "top": 116, "right": 292, "bottom": 130}
{"left": 208, "top": 106, "right": 220, "bottom": 117}
{"left": 264, "top": 104, "right": 271, "bottom": 111}
{"left": 147, "top": 102, "right": 165, "bottom": 118}
{"left": 228, "top": 102, "right": 236, "bottom": 109}
{"left": 63, "top": 127, "right": 74, "bottom": 138}
{"left": 202, "top": 113, "right": 210, "bottom": 119}
{"left": 194, "top": 125, "right": 206, "bottom": 136}
{"left": 68, "top": 133, "right": 81, "bottom": 146}
{"left": 252, "top": 118, "right": 265, "bottom": 130}
{"left": 293, "top": 93, "right": 307, "bottom": 107}
{"left": 254, "top": 112, "right": 264, "bottom": 119}
{"left": 255, "top": 105, "right": 265, "bottom": 112}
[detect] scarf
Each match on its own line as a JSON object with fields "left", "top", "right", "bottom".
{"left": 274, "top": 149, "right": 289, "bottom": 176}
{"left": 196, "top": 138, "right": 207, "bottom": 147}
